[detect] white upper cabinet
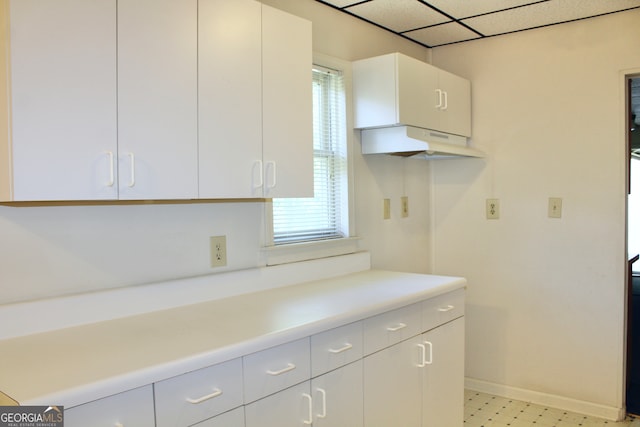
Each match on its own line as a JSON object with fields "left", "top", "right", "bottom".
{"left": 118, "top": 0, "right": 198, "bottom": 200}
{"left": 1, "top": 0, "right": 312, "bottom": 201}
{"left": 198, "top": 0, "right": 263, "bottom": 199}
{"left": 262, "top": 4, "right": 313, "bottom": 198}
{"left": 353, "top": 52, "right": 471, "bottom": 137}
{"left": 1, "top": 0, "right": 117, "bottom": 201}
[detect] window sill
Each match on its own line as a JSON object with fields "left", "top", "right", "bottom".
{"left": 264, "top": 236, "right": 361, "bottom": 266}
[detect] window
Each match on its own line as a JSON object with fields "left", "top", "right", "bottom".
{"left": 271, "top": 63, "right": 349, "bottom": 245}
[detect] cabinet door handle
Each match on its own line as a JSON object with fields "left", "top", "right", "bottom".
{"left": 417, "top": 343, "right": 427, "bottom": 367}
{"left": 424, "top": 340, "right": 433, "bottom": 365}
{"left": 266, "top": 362, "right": 296, "bottom": 376}
{"left": 185, "top": 388, "right": 223, "bottom": 404}
{"left": 253, "top": 160, "right": 263, "bottom": 189}
{"left": 328, "top": 343, "right": 353, "bottom": 354}
{"left": 435, "top": 89, "right": 443, "bottom": 108}
{"left": 105, "top": 151, "right": 114, "bottom": 187}
{"left": 127, "top": 152, "right": 136, "bottom": 187}
{"left": 266, "top": 161, "right": 277, "bottom": 189}
{"left": 442, "top": 90, "right": 448, "bottom": 110}
{"left": 302, "top": 393, "right": 313, "bottom": 425}
{"left": 386, "top": 322, "right": 407, "bottom": 332}
{"left": 438, "top": 305, "right": 455, "bottom": 312}
{"left": 316, "top": 387, "right": 327, "bottom": 419}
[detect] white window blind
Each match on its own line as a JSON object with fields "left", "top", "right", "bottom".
{"left": 272, "top": 65, "right": 348, "bottom": 244}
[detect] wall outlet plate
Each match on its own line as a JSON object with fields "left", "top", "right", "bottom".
{"left": 486, "top": 198, "right": 499, "bottom": 219}
{"left": 210, "top": 235, "right": 227, "bottom": 267}
{"left": 383, "top": 198, "right": 391, "bottom": 219}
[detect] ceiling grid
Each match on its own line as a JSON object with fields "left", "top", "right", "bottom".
{"left": 315, "top": 0, "right": 640, "bottom": 47}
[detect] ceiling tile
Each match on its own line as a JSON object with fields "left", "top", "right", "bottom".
{"left": 346, "top": 0, "right": 450, "bottom": 32}
{"left": 462, "top": 0, "right": 640, "bottom": 36}
{"left": 317, "top": 0, "right": 363, "bottom": 7}
{"left": 404, "top": 22, "right": 480, "bottom": 47}
{"left": 425, "top": 0, "right": 541, "bottom": 19}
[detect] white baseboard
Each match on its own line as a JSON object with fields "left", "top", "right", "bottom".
{"left": 465, "top": 377, "right": 625, "bottom": 422}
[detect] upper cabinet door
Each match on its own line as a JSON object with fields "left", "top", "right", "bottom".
{"left": 437, "top": 69, "right": 471, "bottom": 137}
{"left": 198, "top": 0, "right": 262, "bottom": 199}
{"left": 117, "top": 0, "right": 198, "bottom": 200}
{"left": 7, "top": 0, "right": 117, "bottom": 201}
{"left": 262, "top": 5, "right": 313, "bottom": 199}
{"left": 396, "top": 54, "right": 439, "bottom": 130}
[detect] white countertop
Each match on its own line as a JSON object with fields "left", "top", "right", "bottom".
{"left": 0, "top": 268, "right": 465, "bottom": 408}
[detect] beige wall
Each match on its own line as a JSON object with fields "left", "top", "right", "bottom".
{"left": 430, "top": 9, "right": 640, "bottom": 413}
{"left": 0, "top": 1, "right": 434, "bottom": 303}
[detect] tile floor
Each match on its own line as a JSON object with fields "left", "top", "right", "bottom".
{"left": 464, "top": 390, "right": 640, "bottom": 426}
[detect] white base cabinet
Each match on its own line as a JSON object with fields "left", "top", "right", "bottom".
{"left": 423, "top": 317, "right": 465, "bottom": 427}
{"left": 364, "top": 336, "right": 423, "bottom": 427}
{"left": 63, "top": 288, "right": 464, "bottom": 427}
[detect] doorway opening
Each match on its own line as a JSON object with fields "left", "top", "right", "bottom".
{"left": 625, "top": 76, "right": 640, "bottom": 415}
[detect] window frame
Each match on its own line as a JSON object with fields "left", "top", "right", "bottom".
{"left": 264, "top": 53, "right": 357, "bottom": 266}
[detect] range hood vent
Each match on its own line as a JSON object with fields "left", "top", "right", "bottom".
{"left": 361, "top": 126, "right": 484, "bottom": 159}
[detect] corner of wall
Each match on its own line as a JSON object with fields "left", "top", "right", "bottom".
{"left": 0, "top": 0, "right": 13, "bottom": 201}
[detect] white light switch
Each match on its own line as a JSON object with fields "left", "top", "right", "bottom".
{"left": 548, "top": 197, "right": 562, "bottom": 218}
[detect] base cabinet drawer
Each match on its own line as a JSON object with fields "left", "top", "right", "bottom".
{"left": 363, "top": 302, "right": 422, "bottom": 355}
{"left": 243, "top": 338, "right": 310, "bottom": 403}
{"left": 154, "top": 358, "right": 243, "bottom": 427}
{"left": 422, "top": 288, "right": 465, "bottom": 332}
{"left": 192, "top": 407, "right": 245, "bottom": 427}
{"left": 64, "top": 385, "right": 155, "bottom": 427}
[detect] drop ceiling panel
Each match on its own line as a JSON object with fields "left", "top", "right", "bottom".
{"left": 463, "top": 0, "right": 640, "bottom": 36}
{"left": 316, "top": 0, "right": 640, "bottom": 47}
{"left": 404, "top": 22, "right": 480, "bottom": 47}
{"left": 345, "top": 0, "right": 449, "bottom": 32}
{"left": 425, "top": 0, "right": 542, "bottom": 19}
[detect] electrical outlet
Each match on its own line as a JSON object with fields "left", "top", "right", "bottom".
{"left": 383, "top": 198, "right": 391, "bottom": 220}
{"left": 401, "top": 196, "right": 409, "bottom": 218}
{"left": 486, "top": 199, "right": 499, "bottom": 219}
{"left": 210, "top": 235, "right": 227, "bottom": 267}
{"left": 548, "top": 197, "right": 562, "bottom": 218}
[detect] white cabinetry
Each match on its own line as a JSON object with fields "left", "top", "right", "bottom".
{"left": 261, "top": 4, "right": 313, "bottom": 198}
{"left": 64, "top": 385, "right": 155, "bottom": 427}
{"left": 363, "top": 290, "right": 465, "bottom": 427}
{"left": 198, "top": 0, "right": 262, "bottom": 198}
{"left": 1, "top": 0, "right": 117, "bottom": 201}
{"left": 353, "top": 52, "right": 471, "bottom": 137}
{"left": 422, "top": 317, "right": 465, "bottom": 427}
{"left": 198, "top": 1, "right": 312, "bottom": 199}
{"left": 117, "top": 0, "right": 198, "bottom": 200}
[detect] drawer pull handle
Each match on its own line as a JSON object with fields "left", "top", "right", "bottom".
{"left": 186, "top": 388, "right": 223, "bottom": 404}
{"left": 328, "top": 343, "right": 353, "bottom": 354}
{"left": 302, "top": 393, "right": 313, "bottom": 425}
{"left": 386, "top": 323, "right": 407, "bottom": 332}
{"left": 438, "top": 305, "right": 455, "bottom": 312}
{"left": 266, "top": 362, "right": 296, "bottom": 376}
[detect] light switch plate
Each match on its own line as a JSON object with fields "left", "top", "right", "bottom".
{"left": 548, "top": 197, "right": 562, "bottom": 218}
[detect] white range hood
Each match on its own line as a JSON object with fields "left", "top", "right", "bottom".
{"left": 361, "top": 126, "right": 484, "bottom": 159}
